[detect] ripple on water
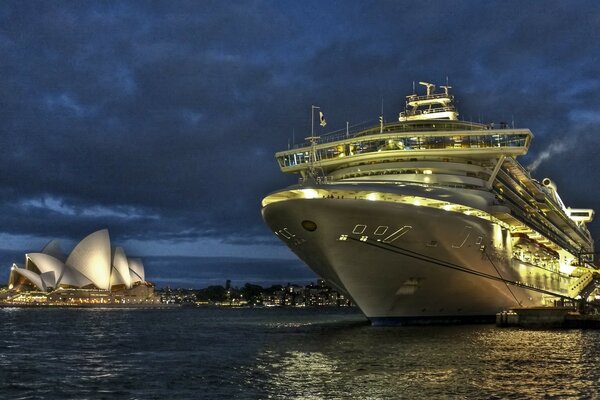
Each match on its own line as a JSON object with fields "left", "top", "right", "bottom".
{"left": 1, "top": 308, "right": 599, "bottom": 399}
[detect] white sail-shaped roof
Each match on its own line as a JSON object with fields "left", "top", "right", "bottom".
{"left": 10, "top": 266, "right": 45, "bottom": 291}
{"left": 26, "top": 253, "right": 92, "bottom": 288}
{"left": 8, "top": 264, "right": 23, "bottom": 289}
{"left": 127, "top": 258, "right": 145, "bottom": 283}
{"left": 40, "top": 271, "right": 56, "bottom": 289}
{"left": 66, "top": 229, "right": 112, "bottom": 290}
{"left": 27, "top": 253, "right": 63, "bottom": 275}
{"left": 25, "top": 256, "right": 40, "bottom": 273}
{"left": 41, "top": 239, "right": 67, "bottom": 262}
{"left": 26, "top": 253, "right": 59, "bottom": 289}
{"left": 111, "top": 247, "right": 131, "bottom": 288}
{"left": 60, "top": 266, "right": 94, "bottom": 288}
{"left": 7, "top": 229, "right": 148, "bottom": 292}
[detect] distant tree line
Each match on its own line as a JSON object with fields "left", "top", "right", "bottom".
{"left": 158, "top": 280, "right": 353, "bottom": 307}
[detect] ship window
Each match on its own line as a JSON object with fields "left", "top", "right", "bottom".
{"left": 383, "top": 226, "right": 412, "bottom": 243}
{"left": 352, "top": 224, "right": 367, "bottom": 234}
{"left": 301, "top": 220, "right": 317, "bottom": 232}
{"left": 572, "top": 212, "right": 590, "bottom": 217}
{"left": 283, "top": 228, "right": 295, "bottom": 238}
{"left": 279, "top": 229, "right": 292, "bottom": 239}
{"left": 374, "top": 226, "right": 389, "bottom": 235}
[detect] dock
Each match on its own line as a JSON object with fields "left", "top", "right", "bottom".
{"left": 496, "top": 306, "right": 600, "bottom": 328}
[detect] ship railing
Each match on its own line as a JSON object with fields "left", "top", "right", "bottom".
{"left": 294, "top": 120, "right": 376, "bottom": 147}
{"left": 298, "top": 176, "right": 332, "bottom": 185}
{"left": 400, "top": 106, "right": 456, "bottom": 118}
{"left": 277, "top": 130, "right": 532, "bottom": 169}
{"left": 503, "top": 194, "right": 586, "bottom": 258}
{"left": 291, "top": 120, "right": 489, "bottom": 149}
{"left": 406, "top": 93, "right": 450, "bottom": 102}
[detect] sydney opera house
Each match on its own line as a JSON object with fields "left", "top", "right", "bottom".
{"left": 3, "top": 229, "right": 160, "bottom": 305}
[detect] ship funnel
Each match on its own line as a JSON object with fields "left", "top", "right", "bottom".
{"left": 542, "top": 178, "right": 557, "bottom": 192}
{"left": 542, "top": 178, "right": 567, "bottom": 211}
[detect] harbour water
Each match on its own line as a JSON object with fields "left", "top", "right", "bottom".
{"left": 1, "top": 307, "right": 600, "bottom": 399}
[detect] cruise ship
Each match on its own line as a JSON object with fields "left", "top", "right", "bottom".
{"left": 261, "top": 82, "right": 599, "bottom": 325}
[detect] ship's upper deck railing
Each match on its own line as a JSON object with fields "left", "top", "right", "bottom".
{"left": 292, "top": 120, "right": 490, "bottom": 148}
{"left": 400, "top": 106, "right": 456, "bottom": 119}
{"left": 276, "top": 126, "right": 533, "bottom": 173}
{"left": 293, "top": 120, "right": 376, "bottom": 147}
{"left": 406, "top": 93, "right": 452, "bottom": 102}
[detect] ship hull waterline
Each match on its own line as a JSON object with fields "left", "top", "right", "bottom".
{"left": 262, "top": 194, "right": 572, "bottom": 325}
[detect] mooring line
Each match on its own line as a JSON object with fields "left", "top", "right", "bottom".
{"left": 345, "top": 235, "right": 572, "bottom": 301}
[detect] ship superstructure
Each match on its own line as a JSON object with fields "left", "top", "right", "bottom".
{"left": 261, "top": 82, "right": 598, "bottom": 325}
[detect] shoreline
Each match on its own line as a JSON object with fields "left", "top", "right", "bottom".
{"left": 0, "top": 302, "right": 180, "bottom": 309}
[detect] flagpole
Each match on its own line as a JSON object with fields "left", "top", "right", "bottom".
{"left": 380, "top": 97, "right": 384, "bottom": 133}
{"left": 311, "top": 105, "right": 316, "bottom": 139}
{"left": 308, "top": 105, "right": 321, "bottom": 180}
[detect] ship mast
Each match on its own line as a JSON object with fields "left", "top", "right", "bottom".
{"left": 399, "top": 80, "right": 458, "bottom": 122}
{"left": 305, "top": 105, "right": 322, "bottom": 181}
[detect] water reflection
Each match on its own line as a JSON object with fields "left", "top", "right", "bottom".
{"left": 2, "top": 308, "right": 600, "bottom": 399}
{"left": 252, "top": 323, "right": 600, "bottom": 399}
{"left": 469, "top": 329, "right": 597, "bottom": 398}
{"left": 257, "top": 350, "right": 341, "bottom": 399}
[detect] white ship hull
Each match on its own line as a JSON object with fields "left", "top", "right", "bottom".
{"left": 262, "top": 185, "right": 573, "bottom": 325}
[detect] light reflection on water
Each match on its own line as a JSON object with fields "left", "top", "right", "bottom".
{"left": 258, "top": 350, "right": 341, "bottom": 400}
{"left": 1, "top": 307, "right": 599, "bottom": 399}
{"left": 470, "top": 329, "right": 599, "bottom": 399}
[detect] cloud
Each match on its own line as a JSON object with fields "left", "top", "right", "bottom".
{"left": 1, "top": 0, "right": 600, "bottom": 255}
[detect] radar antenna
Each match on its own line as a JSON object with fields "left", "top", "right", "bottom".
{"left": 418, "top": 81, "right": 436, "bottom": 96}
{"left": 440, "top": 85, "right": 452, "bottom": 95}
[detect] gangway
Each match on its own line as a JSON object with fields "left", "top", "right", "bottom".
{"left": 569, "top": 271, "right": 600, "bottom": 300}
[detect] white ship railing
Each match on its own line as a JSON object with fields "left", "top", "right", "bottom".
{"left": 406, "top": 93, "right": 450, "bottom": 102}
{"left": 291, "top": 120, "right": 490, "bottom": 148}
{"left": 400, "top": 106, "right": 456, "bottom": 119}
{"left": 277, "top": 129, "right": 533, "bottom": 171}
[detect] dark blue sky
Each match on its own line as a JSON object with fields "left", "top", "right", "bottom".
{"left": 1, "top": 1, "right": 600, "bottom": 286}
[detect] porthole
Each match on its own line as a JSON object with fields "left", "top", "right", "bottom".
{"left": 301, "top": 220, "right": 317, "bottom": 232}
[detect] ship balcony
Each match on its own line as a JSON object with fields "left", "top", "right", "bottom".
{"left": 406, "top": 98, "right": 454, "bottom": 108}
{"left": 400, "top": 106, "right": 457, "bottom": 119}
{"left": 406, "top": 93, "right": 452, "bottom": 102}
{"left": 276, "top": 129, "right": 533, "bottom": 174}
